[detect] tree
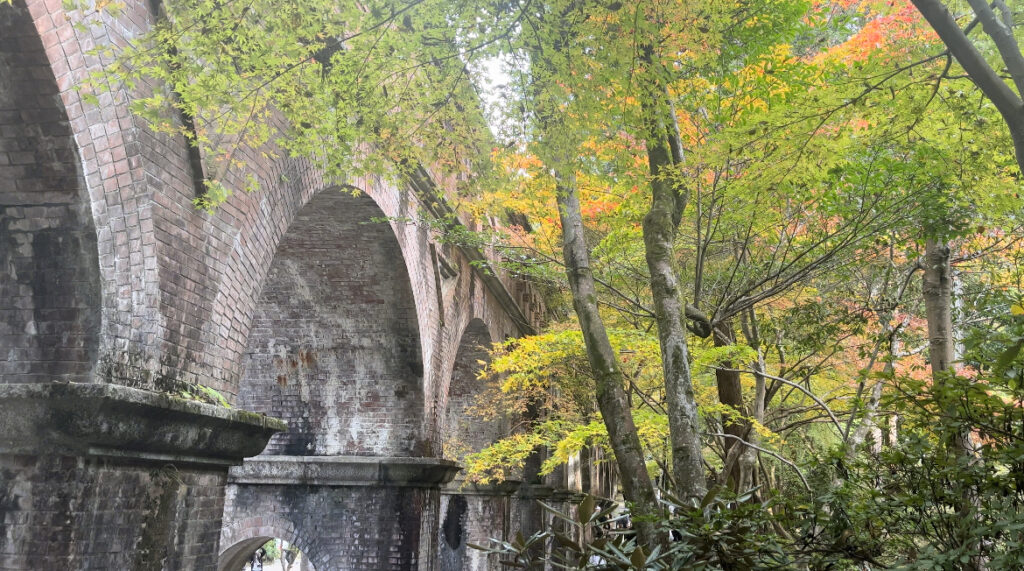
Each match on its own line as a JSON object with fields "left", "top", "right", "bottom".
{"left": 72, "top": 0, "right": 1024, "bottom": 559}
{"left": 910, "top": 0, "right": 1024, "bottom": 172}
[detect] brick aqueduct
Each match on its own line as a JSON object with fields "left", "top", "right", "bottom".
{"left": 0, "top": 0, "right": 614, "bottom": 569}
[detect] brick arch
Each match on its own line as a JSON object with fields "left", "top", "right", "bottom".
{"left": 0, "top": 1, "right": 101, "bottom": 383}
{"left": 236, "top": 186, "right": 430, "bottom": 457}
{"left": 440, "top": 317, "right": 506, "bottom": 461}
{"left": 218, "top": 515, "right": 319, "bottom": 571}
{"left": 204, "top": 161, "right": 443, "bottom": 400}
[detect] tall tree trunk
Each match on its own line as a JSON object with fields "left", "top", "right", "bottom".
{"left": 923, "top": 238, "right": 984, "bottom": 569}
{"left": 924, "top": 239, "right": 955, "bottom": 376}
{"left": 923, "top": 238, "right": 975, "bottom": 453}
{"left": 557, "top": 174, "right": 659, "bottom": 545}
{"left": 641, "top": 100, "right": 708, "bottom": 503}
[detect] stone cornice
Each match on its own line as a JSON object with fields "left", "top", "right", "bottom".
{"left": 442, "top": 477, "right": 522, "bottom": 497}
{"left": 549, "top": 489, "right": 587, "bottom": 504}
{"left": 516, "top": 483, "right": 555, "bottom": 499}
{"left": 227, "top": 455, "right": 462, "bottom": 487}
{"left": 0, "top": 382, "right": 286, "bottom": 466}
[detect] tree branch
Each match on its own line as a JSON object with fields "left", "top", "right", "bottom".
{"left": 708, "top": 432, "right": 810, "bottom": 491}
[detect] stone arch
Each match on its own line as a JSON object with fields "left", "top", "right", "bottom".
{"left": 0, "top": 1, "right": 101, "bottom": 383}
{"left": 237, "top": 187, "right": 429, "bottom": 457}
{"left": 219, "top": 515, "right": 318, "bottom": 571}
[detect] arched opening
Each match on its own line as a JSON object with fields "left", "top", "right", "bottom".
{"left": 442, "top": 318, "right": 501, "bottom": 460}
{"left": 237, "top": 188, "right": 426, "bottom": 456}
{"left": 0, "top": 1, "right": 101, "bottom": 384}
{"left": 220, "top": 537, "right": 315, "bottom": 571}
{"left": 440, "top": 318, "right": 519, "bottom": 571}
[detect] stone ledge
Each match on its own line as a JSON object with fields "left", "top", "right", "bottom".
{"left": 549, "top": 489, "right": 587, "bottom": 504}
{"left": 228, "top": 455, "right": 461, "bottom": 487}
{"left": 443, "top": 477, "right": 521, "bottom": 497}
{"left": 516, "top": 484, "right": 555, "bottom": 499}
{"left": 0, "top": 382, "right": 286, "bottom": 466}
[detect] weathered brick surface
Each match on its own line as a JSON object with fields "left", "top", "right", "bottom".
{"left": 0, "top": 1, "right": 100, "bottom": 384}
{"left": 1, "top": 0, "right": 542, "bottom": 566}
{"left": 0, "top": 454, "right": 227, "bottom": 570}
{"left": 237, "top": 189, "right": 426, "bottom": 457}
{"left": 439, "top": 486, "right": 518, "bottom": 571}
{"left": 441, "top": 318, "right": 506, "bottom": 460}
{"left": 222, "top": 482, "right": 442, "bottom": 571}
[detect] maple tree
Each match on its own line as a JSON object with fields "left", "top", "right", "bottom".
{"left": 68, "top": 0, "right": 1024, "bottom": 562}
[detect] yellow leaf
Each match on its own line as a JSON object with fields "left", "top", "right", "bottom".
{"left": 1011, "top": 304, "right": 1024, "bottom": 316}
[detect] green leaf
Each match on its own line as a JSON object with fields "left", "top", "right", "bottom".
{"left": 553, "top": 532, "right": 577, "bottom": 549}
{"left": 578, "top": 494, "right": 595, "bottom": 524}
{"left": 700, "top": 486, "right": 721, "bottom": 509}
{"left": 630, "top": 546, "right": 647, "bottom": 568}
{"left": 996, "top": 339, "right": 1024, "bottom": 372}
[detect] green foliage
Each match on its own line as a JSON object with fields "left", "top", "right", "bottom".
{"left": 463, "top": 326, "right": 684, "bottom": 482}
{"left": 463, "top": 432, "right": 545, "bottom": 483}
{"left": 178, "top": 384, "right": 230, "bottom": 407}
{"left": 260, "top": 539, "right": 280, "bottom": 561}
{"left": 71, "top": 0, "right": 497, "bottom": 207}
{"left": 476, "top": 312, "right": 1024, "bottom": 568}
{"left": 473, "top": 489, "right": 794, "bottom": 569}
{"left": 795, "top": 312, "right": 1024, "bottom": 569}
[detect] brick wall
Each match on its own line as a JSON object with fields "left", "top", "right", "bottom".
{"left": 237, "top": 189, "right": 427, "bottom": 457}
{"left": 0, "top": 455, "right": 227, "bottom": 569}
{"left": 0, "top": 1, "right": 101, "bottom": 384}
{"left": 438, "top": 488, "right": 516, "bottom": 571}
{"left": 441, "top": 318, "right": 501, "bottom": 460}
{"left": 223, "top": 482, "right": 441, "bottom": 571}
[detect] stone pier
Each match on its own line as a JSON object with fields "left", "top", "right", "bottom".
{"left": 220, "top": 456, "right": 460, "bottom": 570}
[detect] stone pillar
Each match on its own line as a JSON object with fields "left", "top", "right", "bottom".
{"left": 0, "top": 382, "right": 284, "bottom": 569}
{"left": 439, "top": 478, "right": 520, "bottom": 571}
{"left": 222, "top": 455, "right": 460, "bottom": 571}
{"left": 509, "top": 483, "right": 553, "bottom": 563}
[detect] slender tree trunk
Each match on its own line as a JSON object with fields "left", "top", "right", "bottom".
{"left": 924, "top": 239, "right": 956, "bottom": 376}
{"left": 641, "top": 99, "right": 708, "bottom": 503}
{"left": 923, "top": 238, "right": 984, "bottom": 569}
{"left": 556, "top": 174, "right": 659, "bottom": 545}
{"left": 712, "top": 321, "right": 748, "bottom": 489}
{"left": 737, "top": 310, "right": 766, "bottom": 493}
{"left": 850, "top": 365, "right": 891, "bottom": 454}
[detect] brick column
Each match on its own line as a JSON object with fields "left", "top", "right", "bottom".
{"left": 222, "top": 456, "right": 460, "bottom": 571}
{"left": 439, "top": 478, "right": 521, "bottom": 571}
{"left": 0, "top": 382, "right": 284, "bottom": 569}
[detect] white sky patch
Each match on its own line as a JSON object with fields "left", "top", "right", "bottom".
{"left": 472, "top": 53, "right": 522, "bottom": 144}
